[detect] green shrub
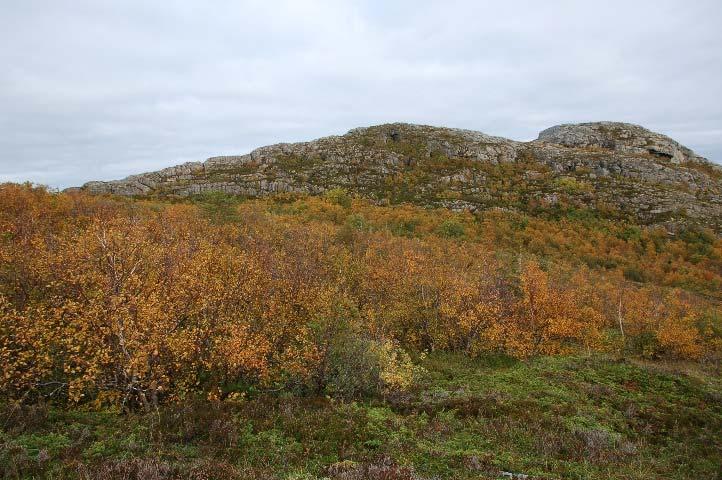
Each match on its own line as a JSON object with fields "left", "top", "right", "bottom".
{"left": 679, "top": 226, "right": 715, "bottom": 257}
{"left": 390, "top": 220, "right": 418, "bottom": 238}
{"left": 623, "top": 266, "right": 647, "bottom": 283}
{"left": 323, "top": 332, "right": 383, "bottom": 398}
{"left": 325, "top": 188, "right": 352, "bottom": 209}
{"left": 192, "top": 190, "right": 243, "bottom": 223}
{"left": 312, "top": 317, "right": 425, "bottom": 399}
{"left": 345, "top": 214, "right": 368, "bottom": 231}
{"left": 618, "top": 226, "right": 642, "bottom": 242}
{"left": 554, "top": 176, "right": 592, "bottom": 194}
{"left": 335, "top": 215, "right": 368, "bottom": 245}
{"left": 436, "top": 219, "right": 465, "bottom": 239}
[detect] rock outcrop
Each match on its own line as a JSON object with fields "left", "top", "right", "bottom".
{"left": 79, "top": 122, "right": 722, "bottom": 232}
{"left": 537, "top": 122, "right": 705, "bottom": 165}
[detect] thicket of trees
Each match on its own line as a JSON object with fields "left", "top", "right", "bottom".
{"left": 1, "top": 184, "right": 720, "bottom": 409}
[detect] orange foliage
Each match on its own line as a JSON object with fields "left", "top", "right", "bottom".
{"left": 501, "top": 262, "right": 603, "bottom": 357}
{"left": 0, "top": 184, "right": 717, "bottom": 407}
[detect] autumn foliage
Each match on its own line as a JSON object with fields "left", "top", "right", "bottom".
{"left": 0, "top": 184, "right": 719, "bottom": 408}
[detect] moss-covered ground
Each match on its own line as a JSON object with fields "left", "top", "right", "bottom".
{"left": 2, "top": 353, "right": 720, "bottom": 479}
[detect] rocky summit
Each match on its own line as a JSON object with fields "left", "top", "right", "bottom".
{"left": 80, "top": 122, "right": 722, "bottom": 232}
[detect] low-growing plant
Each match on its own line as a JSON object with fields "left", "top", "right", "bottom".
{"left": 435, "top": 218, "right": 465, "bottom": 238}
{"left": 325, "top": 188, "right": 352, "bottom": 209}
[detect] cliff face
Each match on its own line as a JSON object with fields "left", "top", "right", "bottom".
{"left": 80, "top": 122, "right": 722, "bottom": 232}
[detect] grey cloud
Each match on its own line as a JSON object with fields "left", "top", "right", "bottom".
{"left": 1, "top": 0, "right": 720, "bottom": 188}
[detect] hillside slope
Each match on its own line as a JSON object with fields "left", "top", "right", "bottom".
{"left": 80, "top": 122, "right": 722, "bottom": 232}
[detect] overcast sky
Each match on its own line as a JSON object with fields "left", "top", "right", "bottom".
{"left": 1, "top": 0, "right": 721, "bottom": 188}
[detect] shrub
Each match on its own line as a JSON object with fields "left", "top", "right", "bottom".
{"left": 325, "top": 188, "right": 352, "bottom": 209}
{"left": 617, "top": 226, "right": 642, "bottom": 242}
{"left": 323, "top": 333, "right": 384, "bottom": 398}
{"left": 193, "top": 190, "right": 242, "bottom": 223}
{"left": 389, "top": 220, "right": 418, "bottom": 237}
{"left": 678, "top": 226, "right": 715, "bottom": 256}
{"left": 345, "top": 214, "right": 368, "bottom": 231}
{"left": 623, "top": 266, "right": 647, "bottom": 283}
{"left": 554, "top": 176, "right": 592, "bottom": 194}
{"left": 435, "top": 219, "right": 465, "bottom": 239}
{"left": 374, "top": 340, "right": 426, "bottom": 395}
{"left": 316, "top": 319, "right": 425, "bottom": 399}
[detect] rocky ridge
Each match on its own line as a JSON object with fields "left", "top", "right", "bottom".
{"left": 79, "top": 122, "right": 722, "bottom": 232}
